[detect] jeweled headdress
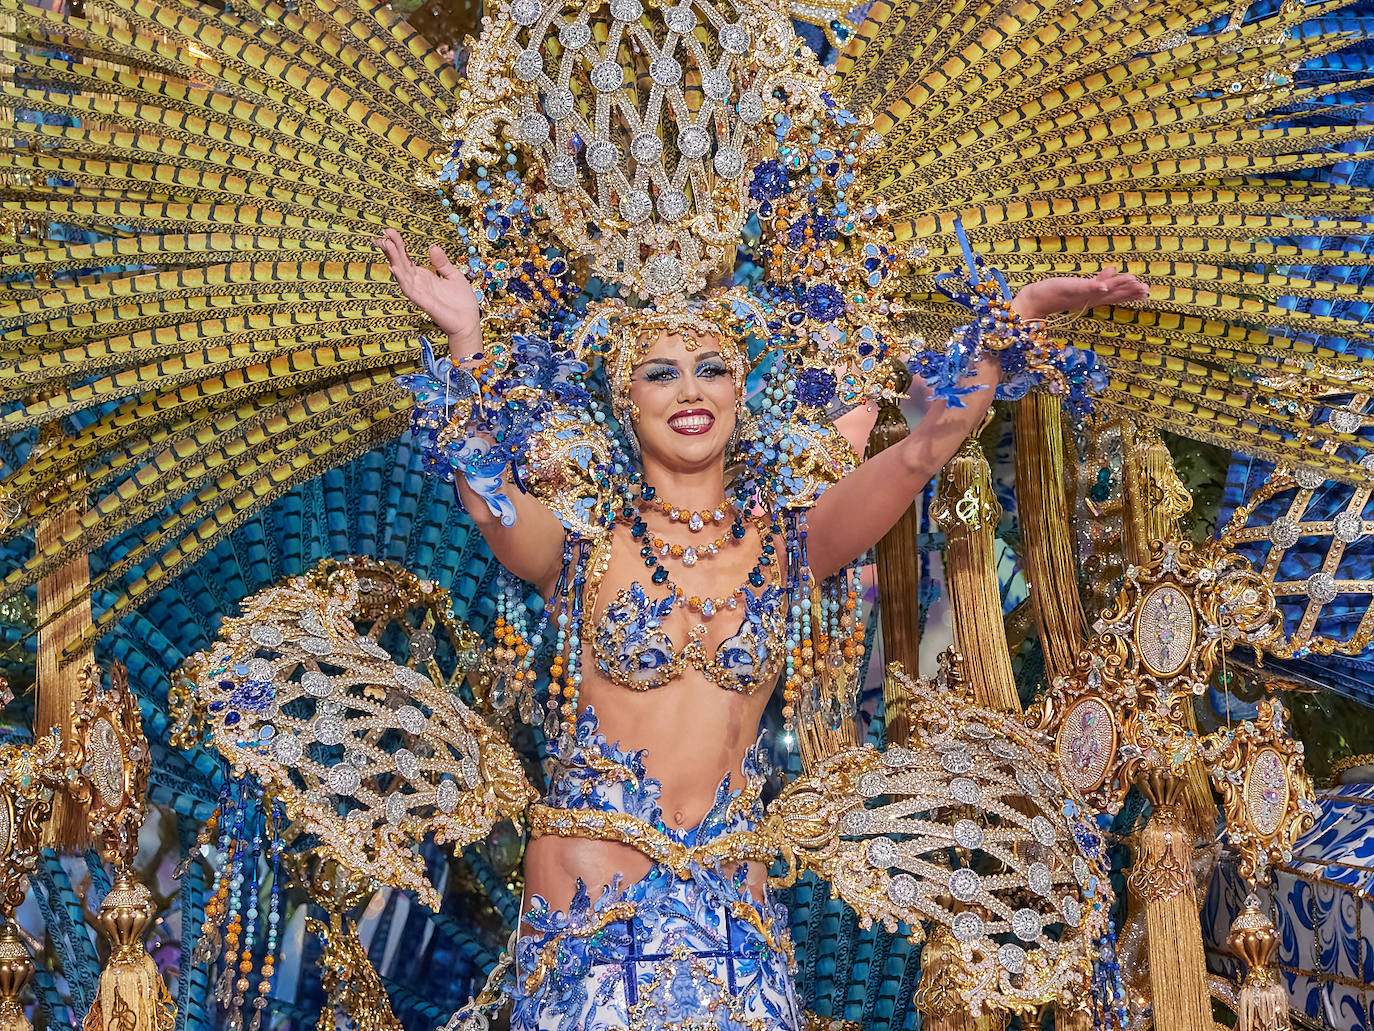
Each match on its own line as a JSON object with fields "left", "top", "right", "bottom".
{"left": 406, "top": 0, "right": 1080, "bottom": 524}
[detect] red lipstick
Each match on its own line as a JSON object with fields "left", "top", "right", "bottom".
{"left": 668, "top": 409, "right": 715, "bottom": 435}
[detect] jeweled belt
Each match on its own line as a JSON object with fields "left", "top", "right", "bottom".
{"left": 526, "top": 802, "right": 780, "bottom": 879}
{"left": 522, "top": 803, "right": 793, "bottom": 994}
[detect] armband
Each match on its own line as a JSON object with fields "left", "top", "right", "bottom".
{"left": 907, "top": 220, "right": 1107, "bottom": 419}
{"left": 397, "top": 335, "right": 591, "bottom": 526}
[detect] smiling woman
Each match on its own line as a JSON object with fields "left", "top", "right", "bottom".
{"left": 379, "top": 212, "right": 1141, "bottom": 1027}
{"left": 629, "top": 336, "right": 740, "bottom": 476}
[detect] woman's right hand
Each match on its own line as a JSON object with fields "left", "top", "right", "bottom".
{"left": 374, "top": 227, "right": 482, "bottom": 357}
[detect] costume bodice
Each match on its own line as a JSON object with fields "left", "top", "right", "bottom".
{"left": 585, "top": 533, "right": 787, "bottom": 693}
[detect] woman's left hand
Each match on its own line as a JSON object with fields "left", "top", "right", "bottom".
{"left": 1011, "top": 267, "right": 1149, "bottom": 321}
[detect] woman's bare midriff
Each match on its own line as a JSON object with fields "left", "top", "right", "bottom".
{"left": 522, "top": 518, "right": 780, "bottom": 926}
{"left": 522, "top": 670, "right": 774, "bottom": 925}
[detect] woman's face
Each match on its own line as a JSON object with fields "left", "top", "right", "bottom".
{"left": 627, "top": 331, "right": 738, "bottom": 476}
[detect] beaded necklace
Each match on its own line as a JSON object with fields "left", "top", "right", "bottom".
{"left": 630, "top": 489, "right": 745, "bottom": 572}
{"left": 641, "top": 490, "right": 732, "bottom": 532}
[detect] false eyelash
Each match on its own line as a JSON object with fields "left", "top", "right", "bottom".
{"left": 696, "top": 361, "right": 729, "bottom": 378}
{"left": 643, "top": 366, "right": 679, "bottom": 382}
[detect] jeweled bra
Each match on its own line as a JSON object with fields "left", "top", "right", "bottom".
{"left": 587, "top": 539, "right": 786, "bottom": 692}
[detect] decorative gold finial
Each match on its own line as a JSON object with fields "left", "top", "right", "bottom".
{"left": 83, "top": 874, "right": 175, "bottom": 1031}
{"left": 0, "top": 922, "right": 35, "bottom": 1031}
{"left": 1226, "top": 896, "right": 1289, "bottom": 1031}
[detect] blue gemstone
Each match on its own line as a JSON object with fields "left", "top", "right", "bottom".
{"left": 224, "top": 711, "right": 241, "bottom": 726}
{"left": 652, "top": 567, "right": 669, "bottom": 584}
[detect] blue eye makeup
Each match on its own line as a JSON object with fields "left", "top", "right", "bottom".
{"left": 639, "top": 363, "right": 679, "bottom": 383}
{"left": 634, "top": 354, "right": 730, "bottom": 383}
{"left": 696, "top": 359, "right": 729, "bottom": 378}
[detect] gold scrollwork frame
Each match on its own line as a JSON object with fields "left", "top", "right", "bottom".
{"left": 0, "top": 734, "right": 61, "bottom": 916}
{"left": 1028, "top": 538, "right": 1285, "bottom": 816}
{"left": 63, "top": 661, "right": 151, "bottom": 867}
{"left": 1206, "top": 699, "right": 1317, "bottom": 881}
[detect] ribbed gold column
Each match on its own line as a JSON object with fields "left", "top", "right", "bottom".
{"left": 865, "top": 395, "right": 922, "bottom": 746}
{"left": 1012, "top": 393, "right": 1088, "bottom": 681}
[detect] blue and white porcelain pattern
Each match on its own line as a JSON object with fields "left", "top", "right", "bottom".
{"left": 593, "top": 582, "right": 785, "bottom": 693}
{"left": 513, "top": 708, "right": 800, "bottom": 1031}
{"left": 1206, "top": 782, "right": 1374, "bottom": 1030}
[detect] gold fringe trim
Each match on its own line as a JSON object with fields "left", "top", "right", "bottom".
{"left": 34, "top": 480, "right": 95, "bottom": 850}
{"left": 932, "top": 437, "right": 1018, "bottom": 713}
{"left": 1054, "top": 1004, "right": 1094, "bottom": 1030}
{"left": 1127, "top": 773, "right": 1213, "bottom": 1031}
{"left": 1012, "top": 394, "right": 1088, "bottom": 681}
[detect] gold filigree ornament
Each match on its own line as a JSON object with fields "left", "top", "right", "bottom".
{"left": 1027, "top": 538, "right": 1282, "bottom": 814}
{"left": 0, "top": 736, "right": 61, "bottom": 917}
{"left": 523, "top": 409, "right": 618, "bottom": 538}
{"left": 287, "top": 855, "right": 403, "bottom": 1031}
{"left": 0, "top": 734, "right": 60, "bottom": 1031}
{"left": 448, "top": 0, "right": 821, "bottom": 300}
{"left": 1101, "top": 539, "right": 1282, "bottom": 700}
{"left": 175, "top": 557, "right": 536, "bottom": 910}
{"left": 56, "top": 662, "right": 176, "bottom": 1031}
{"left": 765, "top": 664, "right": 1113, "bottom": 1018}
{"left": 1205, "top": 699, "right": 1318, "bottom": 883}
{"left": 62, "top": 662, "right": 150, "bottom": 866}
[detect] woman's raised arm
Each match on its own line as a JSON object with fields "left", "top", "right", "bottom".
{"left": 377, "top": 228, "right": 567, "bottom": 593}
{"left": 803, "top": 269, "right": 1149, "bottom": 581}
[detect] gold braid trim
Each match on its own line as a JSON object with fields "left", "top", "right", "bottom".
{"left": 526, "top": 805, "right": 780, "bottom": 881}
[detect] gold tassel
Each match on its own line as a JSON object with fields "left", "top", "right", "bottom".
{"left": 1121, "top": 423, "right": 1193, "bottom": 553}
{"left": 1012, "top": 394, "right": 1089, "bottom": 682}
{"left": 931, "top": 437, "right": 1019, "bottom": 713}
{"left": 83, "top": 874, "right": 176, "bottom": 1031}
{"left": 0, "top": 923, "right": 33, "bottom": 1031}
{"left": 1119, "top": 423, "right": 1215, "bottom": 837}
{"left": 865, "top": 389, "right": 922, "bottom": 745}
{"left": 1227, "top": 896, "right": 1290, "bottom": 1031}
{"left": 1126, "top": 772, "right": 1213, "bottom": 1031}
{"left": 926, "top": 439, "right": 1015, "bottom": 1031}
{"left": 312, "top": 915, "right": 403, "bottom": 1031}
{"left": 32, "top": 421, "right": 95, "bottom": 852}
{"left": 1054, "top": 1004, "right": 1093, "bottom": 1030}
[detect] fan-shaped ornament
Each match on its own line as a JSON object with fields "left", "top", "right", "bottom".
{"left": 767, "top": 666, "right": 1112, "bottom": 1017}
{"left": 454, "top": 0, "right": 810, "bottom": 298}
{"left": 175, "top": 558, "right": 536, "bottom": 910}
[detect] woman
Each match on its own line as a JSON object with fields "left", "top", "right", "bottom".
{"left": 378, "top": 226, "right": 1146, "bottom": 1030}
